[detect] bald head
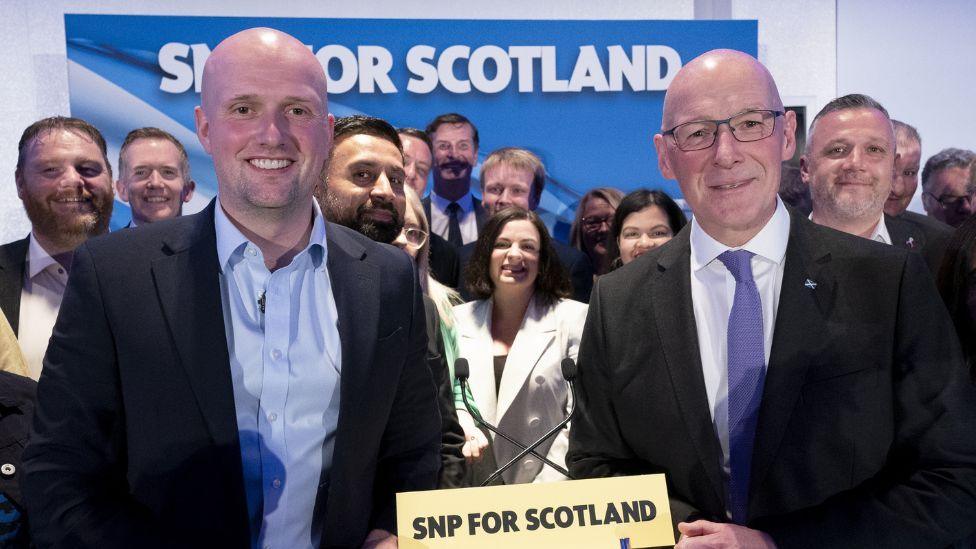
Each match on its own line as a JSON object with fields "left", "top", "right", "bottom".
{"left": 661, "top": 49, "right": 784, "bottom": 130}
{"left": 194, "top": 27, "right": 334, "bottom": 230}
{"left": 652, "top": 48, "right": 795, "bottom": 247}
{"left": 201, "top": 28, "right": 328, "bottom": 114}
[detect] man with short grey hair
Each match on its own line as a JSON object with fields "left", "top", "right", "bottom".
{"left": 802, "top": 94, "right": 951, "bottom": 273}
{"left": 921, "top": 147, "right": 976, "bottom": 228}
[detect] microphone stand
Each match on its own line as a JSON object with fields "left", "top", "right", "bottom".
{"left": 457, "top": 378, "right": 571, "bottom": 479}
{"left": 479, "top": 375, "right": 577, "bottom": 487}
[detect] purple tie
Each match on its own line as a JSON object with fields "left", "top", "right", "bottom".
{"left": 717, "top": 249, "right": 766, "bottom": 525}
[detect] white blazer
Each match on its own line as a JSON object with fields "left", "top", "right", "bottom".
{"left": 454, "top": 296, "right": 588, "bottom": 484}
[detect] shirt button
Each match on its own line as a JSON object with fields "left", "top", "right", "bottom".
{"left": 247, "top": 247, "right": 257, "bottom": 257}
{"left": 0, "top": 464, "right": 14, "bottom": 477}
{"left": 271, "top": 349, "right": 282, "bottom": 360}
{"left": 272, "top": 478, "right": 281, "bottom": 489}
{"left": 268, "top": 412, "right": 278, "bottom": 422}
{"left": 535, "top": 375, "right": 545, "bottom": 385}
{"left": 57, "top": 268, "right": 64, "bottom": 275}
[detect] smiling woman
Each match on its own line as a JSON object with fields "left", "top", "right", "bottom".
{"left": 454, "top": 207, "right": 586, "bottom": 486}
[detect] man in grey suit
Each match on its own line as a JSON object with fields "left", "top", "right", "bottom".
{"left": 23, "top": 27, "right": 439, "bottom": 548}
{"left": 568, "top": 49, "right": 976, "bottom": 548}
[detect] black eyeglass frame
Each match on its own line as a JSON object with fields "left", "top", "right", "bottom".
{"left": 662, "top": 109, "right": 786, "bottom": 152}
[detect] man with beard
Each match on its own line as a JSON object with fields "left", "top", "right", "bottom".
{"left": 23, "top": 29, "right": 439, "bottom": 547}
{"left": 422, "top": 113, "right": 487, "bottom": 247}
{"left": 0, "top": 116, "right": 113, "bottom": 379}
{"left": 318, "top": 114, "right": 467, "bottom": 488}
{"left": 115, "top": 127, "right": 195, "bottom": 227}
{"left": 802, "top": 94, "right": 950, "bottom": 274}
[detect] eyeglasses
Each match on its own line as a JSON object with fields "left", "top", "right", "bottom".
{"left": 580, "top": 214, "right": 612, "bottom": 232}
{"left": 924, "top": 190, "right": 976, "bottom": 210}
{"left": 402, "top": 227, "right": 429, "bottom": 248}
{"left": 662, "top": 109, "right": 784, "bottom": 152}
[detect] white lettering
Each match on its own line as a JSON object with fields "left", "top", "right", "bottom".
{"left": 406, "top": 45, "right": 439, "bottom": 94}
{"left": 540, "top": 46, "right": 568, "bottom": 92}
{"left": 508, "top": 46, "right": 542, "bottom": 92}
{"left": 357, "top": 46, "right": 396, "bottom": 93}
{"left": 568, "top": 45, "right": 610, "bottom": 92}
{"left": 158, "top": 42, "right": 193, "bottom": 94}
{"left": 190, "top": 44, "right": 211, "bottom": 94}
{"left": 608, "top": 45, "right": 645, "bottom": 92}
{"left": 316, "top": 45, "right": 358, "bottom": 94}
{"left": 646, "top": 46, "right": 682, "bottom": 90}
{"left": 469, "top": 45, "right": 512, "bottom": 94}
{"left": 438, "top": 45, "right": 471, "bottom": 94}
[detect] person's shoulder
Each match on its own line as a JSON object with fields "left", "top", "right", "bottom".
{"left": 326, "top": 222, "right": 408, "bottom": 268}
{"left": 795, "top": 213, "right": 907, "bottom": 260}
{"left": 898, "top": 210, "right": 954, "bottom": 238}
{"left": 83, "top": 210, "right": 209, "bottom": 260}
{"left": 0, "top": 237, "right": 29, "bottom": 263}
{"left": 553, "top": 297, "right": 588, "bottom": 316}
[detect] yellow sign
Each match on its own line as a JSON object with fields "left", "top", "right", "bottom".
{"left": 397, "top": 474, "right": 674, "bottom": 548}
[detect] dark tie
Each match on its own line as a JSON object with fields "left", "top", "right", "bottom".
{"left": 446, "top": 202, "right": 463, "bottom": 247}
{"left": 716, "top": 249, "right": 766, "bottom": 525}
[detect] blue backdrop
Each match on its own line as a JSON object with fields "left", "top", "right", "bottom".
{"left": 64, "top": 15, "right": 757, "bottom": 235}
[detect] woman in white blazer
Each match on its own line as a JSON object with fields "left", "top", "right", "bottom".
{"left": 455, "top": 207, "right": 588, "bottom": 485}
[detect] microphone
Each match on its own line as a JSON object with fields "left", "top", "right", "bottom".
{"left": 454, "top": 358, "right": 570, "bottom": 479}
{"left": 480, "top": 357, "right": 578, "bottom": 486}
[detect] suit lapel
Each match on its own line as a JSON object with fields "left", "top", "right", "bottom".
{"left": 750, "top": 214, "right": 833, "bottom": 502}
{"left": 326, "top": 226, "right": 380, "bottom": 473}
{"left": 459, "top": 300, "right": 498, "bottom": 423}
{"left": 885, "top": 214, "right": 925, "bottom": 251}
{"left": 473, "top": 197, "right": 488, "bottom": 233}
{"left": 652, "top": 229, "right": 726, "bottom": 507}
{"left": 0, "top": 237, "right": 28, "bottom": 335}
{"left": 497, "top": 298, "right": 556, "bottom": 421}
{"left": 151, "top": 203, "right": 239, "bottom": 447}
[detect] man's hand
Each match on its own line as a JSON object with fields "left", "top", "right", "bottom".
{"left": 362, "top": 528, "right": 397, "bottom": 548}
{"left": 675, "top": 520, "right": 777, "bottom": 549}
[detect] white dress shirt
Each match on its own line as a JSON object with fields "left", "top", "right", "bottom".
{"left": 689, "top": 197, "right": 790, "bottom": 489}
{"left": 216, "top": 200, "right": 341, "bottom": 549}
{"left": 430, "top": 191, "right": 479, "bottom": 245}
{"left": 17, "top": 234, "right": 69, "bottom": 379}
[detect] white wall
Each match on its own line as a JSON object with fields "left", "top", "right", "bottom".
{"left": 0, "top": 0, "right": 836, "bottom": 242}
{"left": 837, "top": 0, "right": 976, "bottom": 213}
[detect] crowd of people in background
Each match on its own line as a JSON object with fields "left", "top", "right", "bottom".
{"left": 0, "top": 26, "right": 975, "bottom": 549}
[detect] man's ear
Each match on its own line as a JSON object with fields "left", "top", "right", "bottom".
{"left": 799, "top": 155, "right": 811, "bottom": 185}
{"left": 115, "top": 179, "right": 129, "bottom": 202}
{"left": 781, "top": 109, "right": 798, "bottom": 162}
{"left": 182, "top": 180, "right": 196, "bottom": 203}
{"left": 653, "top": 133, "right": 675, "bottom": 180}
{"left": 14, "top": 169, "right": 25, "bottom": 200}
{"left": 194, "top": 106, "right": 212, "bottom": 154}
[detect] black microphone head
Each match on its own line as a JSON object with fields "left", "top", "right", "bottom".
{"left": 455, "top": 358, "right": 470, "bottom": 381}
{"left": 561, "top": 358, "right": 577, "bottom": 381}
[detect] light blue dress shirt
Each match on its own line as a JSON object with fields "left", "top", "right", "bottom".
{"left": 215, "top": 200, "right": 342, "bottom": 549}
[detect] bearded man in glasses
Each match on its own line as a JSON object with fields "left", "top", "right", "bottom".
{"left": 567, "top": 49, "right": 976, "bottom": 548}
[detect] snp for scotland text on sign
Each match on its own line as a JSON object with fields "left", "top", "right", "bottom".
{"left": 63, "top": 14, "right": 757, "bottom": 227}
{"left": 397, "top": 474, "right": 674, "bottom": 548}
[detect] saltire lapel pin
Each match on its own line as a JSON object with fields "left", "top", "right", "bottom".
{"left": 804, "top": 278, "right": 817, "bottom": 290}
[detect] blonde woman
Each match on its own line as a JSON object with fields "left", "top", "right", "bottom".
{"left": 393, "top": 187, "right": 487, "bottom": 465}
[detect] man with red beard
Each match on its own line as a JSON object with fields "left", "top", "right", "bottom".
{"left": 802, "top": 94, "right": 950, "bottom": 274}
{"left": 0, "top": 116, "right": 113, "bottom": 379}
